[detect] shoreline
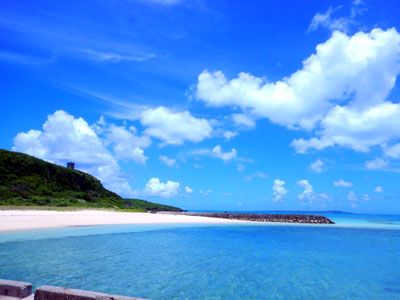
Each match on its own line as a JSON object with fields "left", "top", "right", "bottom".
{"left": 1, "top": 209, "right": 399, "bottom": 233}
{"left": 0, "top": 209, "right": 251, "bottom": 233}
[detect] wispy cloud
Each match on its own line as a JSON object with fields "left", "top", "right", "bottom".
{"left": 159, "top": 155, "right": 177, "bottom": 167}
{"left": 365, "top": 158, "right": 389, "bottom": 170}
{"left": 62, "top": 87, "right": 150, "bottom": 120}
{"left": 308, "top": 6, "right": 349, "bottom": 32}
{"left": 333, "top": 179, "right": 353, "bottom": 187}
{"left": 0, "top": 51, "right": 56, "bottom": 65}
{"left": 219, "top": 192, "right": 232, "bottom": 197}
{"left": 244, "top": 171, "right": 268, "bottom": 181}
{"left": 309, "top": 159, "right": 326, "bottom": 173}
{"left": 0, "top": 5, "right": 156, "bottom": 65}
{"left": 308, "top": 1, "right": 367, "bottom": 33}
{"left": 348, "top": 191, "right": 358, "bottom": 202}
{"left": 189, "top": 145, "right": 237, "bottom": 162}
{"left": 138, "top": 0, "right": 183, "bottom": 5}
{"left": 237, "top": 163, "right": 245, "bottom": 172}
{"left": 75, "top": 49, "right": 156, "bottom": 62}
{"left": 199, "top": 189, "right": 212, "bottom": 196}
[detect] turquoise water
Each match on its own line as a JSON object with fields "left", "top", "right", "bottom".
{"left": 1, "top": 215, "right": 400, "bottom": 300}
{"left": 192, "top": 210, "right": 400, "bottom": 230}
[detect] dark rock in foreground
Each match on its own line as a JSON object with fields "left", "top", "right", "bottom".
{"left": 0, "top": 279, "right": 148, "bottom": 300}
{"left": 161, "top": 212, "right": 335, "bottom": 224}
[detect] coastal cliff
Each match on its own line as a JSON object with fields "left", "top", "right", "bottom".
{"left": 0, "top": 149, "right": 182, "bottom": 211}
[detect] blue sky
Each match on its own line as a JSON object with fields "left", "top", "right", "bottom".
{"left": 2, "top": 0, "right": 400, "bottom": 213}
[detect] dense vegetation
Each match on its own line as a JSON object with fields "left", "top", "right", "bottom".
{"left": 0, "top": 149, "right": 182, "bottom": 211}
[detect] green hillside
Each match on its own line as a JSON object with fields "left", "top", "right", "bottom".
{"left": 0, "top": 149, "right": 182, "bottom": 211}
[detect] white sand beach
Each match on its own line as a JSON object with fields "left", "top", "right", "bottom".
{"left": 0, "top": 210, "right": 246, "bottom": 232}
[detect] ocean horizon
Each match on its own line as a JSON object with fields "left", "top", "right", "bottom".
{"left": 1, "top": 212, "right": 399, "bottom": 300}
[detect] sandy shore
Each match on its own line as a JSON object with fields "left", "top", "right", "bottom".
{"left": 0, "top": 210, "right": 247, "bottom": 232}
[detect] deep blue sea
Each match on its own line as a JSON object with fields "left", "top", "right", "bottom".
{"left": 1, "top": 212, "right": 400, "bottom": 300}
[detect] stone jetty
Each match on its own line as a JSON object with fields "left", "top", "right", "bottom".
{"left": 160, "top": 212, "right": 335, "bottom": 224}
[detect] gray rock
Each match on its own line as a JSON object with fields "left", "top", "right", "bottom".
{"left": 34, "top": 286, "right": 148, "bottom": 300}
{"left": 160, "top": 212, "right": 335, "bottom": 224}
{"left": 0, "top": 279, "right": 32, "bottom": 298}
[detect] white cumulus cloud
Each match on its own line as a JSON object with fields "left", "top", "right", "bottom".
{"left": 185, "top": 186, "right": 193, "bottom": 194}
{"left": 212, "top": 145, "right": 237, "bottom": 161}
{"left": 140, "top": 106, "right": 212, "bottom": 145}
{"left": 196, "top": 29, "right": 400, "bottom": 130}
{"left": 12, "top": 110, "right": 136, "bottom": 197}
{"left": 297, "top": 180, "right": 314, "bottom": 201}
{"left": 374, "top": 186, "right": 383, "bottom": 192}
{"left": 292, "top": 102, "right": 400, "bottom": 153}
{"left": 297, "top": 179, "right": 330, "bottom": 205}
{"left": 143, "top": 178, "right": 180, "bottom": 198}
{"left": 104, "top": 124, "right": 151, "bottom": 165}
{"left": 195, "top": 28, "right": 400, "bottom": 157}
{"left": 272, "top": 179, "right": 287, "bottom": 202}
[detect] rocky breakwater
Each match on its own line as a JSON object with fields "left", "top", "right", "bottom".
{"left": 162, "top": 212, "right": 335, "bottom": 224}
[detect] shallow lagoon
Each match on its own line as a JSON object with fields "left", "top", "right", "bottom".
{"left": 1, "top": 214, "right": 400, "bottom": 300}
